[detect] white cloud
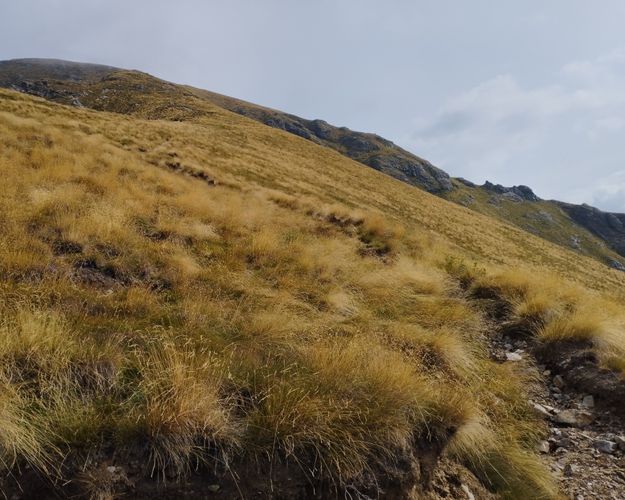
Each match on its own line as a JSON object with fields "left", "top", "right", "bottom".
{"left": 567, "top": 170, "right": 625, "bottom": 212}
{"left": 408, "top": 50, "right": 625, "bottom": 211}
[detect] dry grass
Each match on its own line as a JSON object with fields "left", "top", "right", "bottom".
{"left": 137, "top": 342, "right": 238, "bottom": 478}
{"left": 0, "top": 372, "right": 57, "bottom": 473}
{"left": 454, "top": 266, "right": 625, "bottom": 374}
{"left": 0, "top": 86, "right": 623, "bottom": 497}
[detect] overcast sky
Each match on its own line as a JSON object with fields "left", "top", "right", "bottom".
{"left": 3, "top": 1, "right": 625, "bottom": 211}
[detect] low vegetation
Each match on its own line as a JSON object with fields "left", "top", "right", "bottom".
{"left": 0, "top": 87, "right": 624, "bottom": 498}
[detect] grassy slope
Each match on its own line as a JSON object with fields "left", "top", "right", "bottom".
{"left": 444, "top": 180, "right": 625, "bottom": 269}
{"left": 187, "top": 84, "right": 625, "bottom": 270}
{"left": 1, "top": 86, "right": 624, "bottom": 498}
{"left": 2, "top": 59, "right": 624, "bottom": 269}
{"left": 3, "top": 68, "right": 621, "bottom": 292}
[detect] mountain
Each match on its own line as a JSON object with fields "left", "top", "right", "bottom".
{"left": 1, "top": 59, "right": 625, "bottom": 499}
{"left": 195, "top": 90, "right": 625, "bottom": 272}
{"left": 3, "top": 59, "right": 624, "bottom": 273}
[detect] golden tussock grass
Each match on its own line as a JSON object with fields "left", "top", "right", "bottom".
{"left": 0, "top": 86, "right": 623, "bottom": 497}
{"left": 0, "top": 372, "right": 58, "bottom": 474}
{"left": 136, "top": 343, "right": 239, "bottom": 478}
{"left": 463, "top": 268, "right": 625, "bottom": 372}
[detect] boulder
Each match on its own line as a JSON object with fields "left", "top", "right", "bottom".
{"left": 553, "top": 374, "right": 565, "bottom": 388}
{"left": 554, "top": 409, "right": 594, "bottom": 427}
{"left": 581, "top": 395, "right": 595, "bottom": 408}
{"left": 593, "top": 440, "right": 617, "bottom": 454}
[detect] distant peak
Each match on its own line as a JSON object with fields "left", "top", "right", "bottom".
{"left": 483, "top": 181, "right": 540, "bottom": 202}
{"left": 0, "top": 58, "right": 121, "bottom": 84}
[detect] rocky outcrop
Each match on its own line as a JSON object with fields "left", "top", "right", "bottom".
{"left": 558, "top": 202, "right": 625, "bottom": 257}
{"left": 483, "top": 181, "right": 541, "bottom": 202}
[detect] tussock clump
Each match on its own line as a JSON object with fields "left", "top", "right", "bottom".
{"left": 137, "top": 343, "right": 238, "bottom": 478}
{"left": 0, "top": 309, "right": 100, "bottom": 383}
{"left": 357, "top": 213, "right": 405, "bottom": 256}
{"left": 463, "top": 267, "right": 625, "bottom": 374}
{"left": 307, "top": 203, "right": 365, "bottom": 229}
{"left": 245, "top": 338, "right": 467, "bottom": 486}
{"left": 0, "top": 373, "right": 58, "bottom": 473}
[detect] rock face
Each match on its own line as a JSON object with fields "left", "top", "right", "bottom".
{"left": 483, "top": 181, "right": 541, "bottom": 202}
{"left": 558, "top": 202, "right": 625, "bottom": 257}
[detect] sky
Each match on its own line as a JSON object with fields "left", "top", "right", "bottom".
{"left": 3, "top": 1, "right": 625, "bottom": 211}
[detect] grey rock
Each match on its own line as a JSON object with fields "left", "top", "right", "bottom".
{"left": 483, "top": 181, "right": 540, "bottom": 201}
{"left": 554, "top": 409, "right": 594, "bottom": 427}
{"left": 564, "top": 463, "right": 579, "bottom": 477}
{"left": 532, "top": 402, "right": 551, "bottom": 418}
{"left": 368, "top": 154, "right": 453, "bottom": 193}
{"left": 582, "top": 395, "right": 595, "bottom": 408}
{"left": 613, "top": 435, "right": 625, "bottom": 451}
{"left": 555, "top": 437, "right": 574, "bottom": 449}
{"left": 500, "top": 191, "right": 524, "bottom": 203}
{"left": 553, "top": 374, "right": 565, "bottom": 388}
{"left": 594, "top": 440, "right": 618, "bottom": 454}
{"left": 537, "top": 440, "right": 550, "bottom": 453}
{"left": 505, "top": 352, "right": 523, "bottom": 362}
{"left": 558, "top": 201, "right": 625, "bottom": 260}
{"left": 609, "top": 259, "right": 625, "bottom": 272}
{"left": 542, "top": 403, "right": 557, "bottom": 413}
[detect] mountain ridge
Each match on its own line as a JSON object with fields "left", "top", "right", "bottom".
{"left": 2, "top": 57, "right": 625, "bottom": 270}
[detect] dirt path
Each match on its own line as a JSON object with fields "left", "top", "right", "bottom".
{"left": 491, "top": 332, "right": 625, "bottom": 499}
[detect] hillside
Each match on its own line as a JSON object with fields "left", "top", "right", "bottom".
{"left": 0, "top": 63, "right": 625, "bottom": 499}
{"left": 3, "top": 59, "right": 625, "bottom": 272}
{"left": 444, "top": 180, "right": 625, "bottom": 272}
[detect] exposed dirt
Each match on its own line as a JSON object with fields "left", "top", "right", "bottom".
{"left": 489, "top": 322, "right": 625, "bottom": 500}
{"left": 1, "top": 433, "right": 493, "bottom": 499}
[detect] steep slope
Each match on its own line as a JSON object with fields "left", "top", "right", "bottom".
{"left": 558, "top": 201, "right": 625, "bottom": 261}
{"left": 1, "top": 66, "right": 625, "bottom": 498}
{"left": 187, "top": 87, "right": 453, "bottom": 193}
{"left": 444, "top": 179, "right": 625, "bottom": 271}
{"left": 0, "top": 59, "right": 453, "bottom": 194}
{"left": 2, "top": 58, "right": 625, "bottom": 272}
{"left": 194, "top": 90, "right": 625, "bottom": 270}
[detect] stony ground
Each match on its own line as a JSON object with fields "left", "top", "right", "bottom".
{"left": 492, "top": 334, "right": 625, "bottom": 500}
